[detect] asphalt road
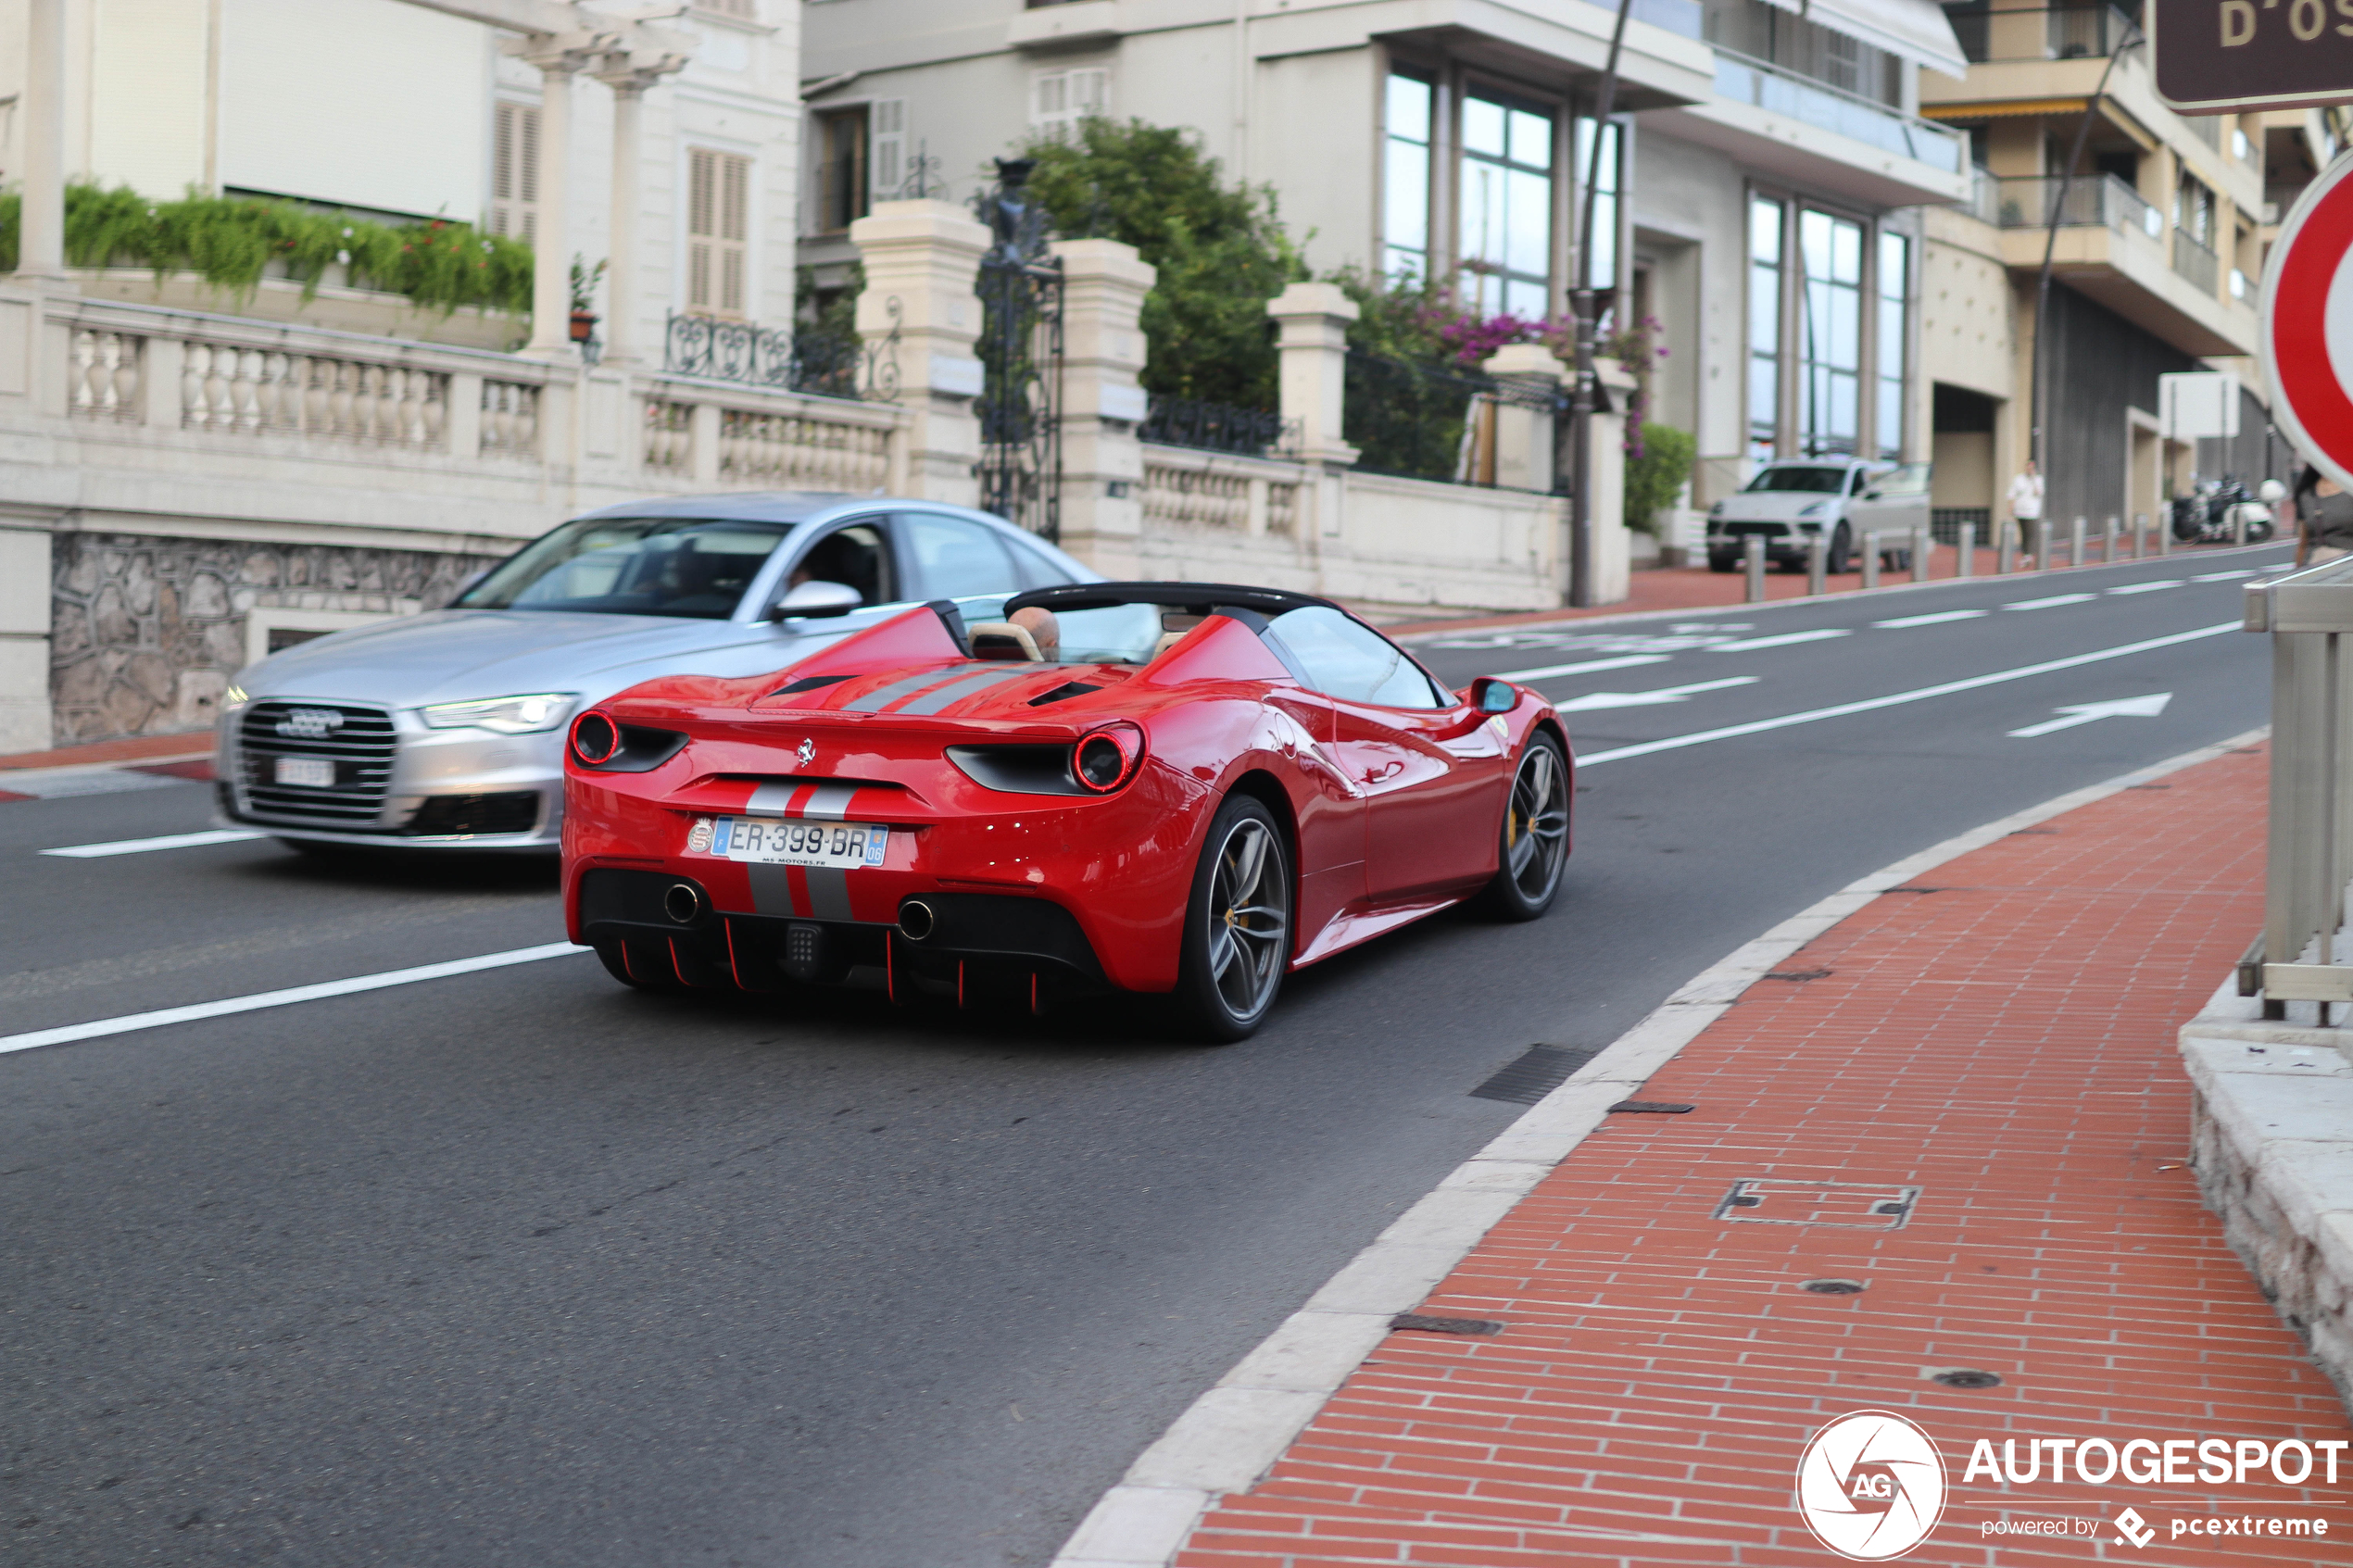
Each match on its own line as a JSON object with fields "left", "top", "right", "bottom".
{"left": 1, "top": 544, "right": 2288, "bottom": 1567}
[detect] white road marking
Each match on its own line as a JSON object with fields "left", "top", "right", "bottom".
{"left": 2193, "top": 569, "right": 2259, "bottom": 581}
{"left": 0, "top": 942, "right": 589, "bottom": 1056}
{"left": 1707, "top": 627, "right": 1853, "bottom": 652}
{"left": 1554, "top": 677, "right": 1758, "bottom": 712}
{"left": 2008, "top": 692, "right": 2172, "bottom": 737}
{"left": 1493, "top": 654, "right": 1673, "bottom": 681}
{"left": 1874, "top": 608, "right": 1988, "bottom": 628}
{"left": 0, "top": 770, "right": 182, "bottom": 799}
{"left": 2001, "top": 593, "right": 2096, "bottom": 610}
{"left": 42, "top": 829, "right": 265, "bottom": 859}
{"left": 1576, "top": 621, "right": 2234, "bottom": 767}
{"left": 2107, "top": 580, "right": 2183, "bottom": 595}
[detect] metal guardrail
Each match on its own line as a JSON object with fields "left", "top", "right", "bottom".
{"left": 2243, "top": 556, "right": 2353, "bottom": 1018}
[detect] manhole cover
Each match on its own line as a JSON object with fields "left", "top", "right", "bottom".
{"left": 1715, "top": 1179, "right": 1921, "bottom": 1230}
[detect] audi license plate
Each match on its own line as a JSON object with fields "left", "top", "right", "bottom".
{"left": 275, "top": 756, "right": 335, "bottom": 788}
{"left": 689, "top": 816, "right": 888, "bottom": 870}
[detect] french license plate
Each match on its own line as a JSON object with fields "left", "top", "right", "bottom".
{"left": 688, "top": 815, "right": 888, "bottom": 869}
{"left": 274, "top": 756, "right": 335, "bottom": 788}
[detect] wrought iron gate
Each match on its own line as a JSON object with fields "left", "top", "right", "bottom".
{"left": 973, "top": 159, "right": 1065, "bottom": 542}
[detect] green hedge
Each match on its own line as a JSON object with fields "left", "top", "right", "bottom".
{"left": 0, "top": 184, "right": 533, "bottom": 315}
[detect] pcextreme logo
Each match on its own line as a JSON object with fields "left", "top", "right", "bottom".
{"left": 1796, "top": 1411, "right": 1948, "bottom": 1561}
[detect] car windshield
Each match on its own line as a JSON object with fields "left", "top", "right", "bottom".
{"left": 453, "top": 518, "right": 794, "bottom": 619}
{"left": 1744, "top": 466, "right": 1849, "bottom": 495}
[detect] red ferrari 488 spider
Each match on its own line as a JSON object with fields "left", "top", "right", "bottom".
{"left": 562, "top": 583, "right": 1569, "bottom": 1039}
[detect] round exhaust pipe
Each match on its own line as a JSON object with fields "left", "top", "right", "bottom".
{"left": 898, "top": 898, "right": 936, "bottom": 942}
{"left": 662, "top": 882, "right": 704, "bottom": 924}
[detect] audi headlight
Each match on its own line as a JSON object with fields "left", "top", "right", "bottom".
{"left": 220, "top": 684, "right": 250, "bottom": 717}
{"left": 420, "top": 693, "right": 578, "bottom": 734}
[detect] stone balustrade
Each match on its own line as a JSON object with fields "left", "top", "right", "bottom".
{"left": 1140, "top": 447, "right": 1302, "bottom": 536}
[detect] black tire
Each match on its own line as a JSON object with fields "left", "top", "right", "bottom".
{"left": 1174, "top": 795, "right": 1293, "bottom": 1042}
{"left": 1707, "top": 550, "right": 1740, "bottom": 572}
{"left": 1826, "top": 524, "right": 1852, "bottom": 576}
{"left": 1479, "top": 733, "right": 1570, "bottom": 921}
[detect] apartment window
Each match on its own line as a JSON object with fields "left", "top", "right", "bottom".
{"left": 687, "top": 147, "right": 751, "bottom": 317}
{"left": 1876, "top": 231, "right": 1908, "bottom": 459}
{"left": 1797, "top": 209, "right": 1864, "bottom": 457}
{"left": 491, "top": 101, "right": 539, "bottom": 243}
{"left": 2176, "top": 174, "right": 2214, "bottom": 245}
{"left": 1459, "top": 91, "right": 1554, "bottom": 318}
{"left": 1748, "top": 196, "right": 1782, "bottom": 463}
{"left": 1382, "top": 73, "right": 1433, "bottom": 282}
{"left": 1031, "top": 68, "right": 1109, "bottom": 132}
{"left": 814, "top": 108, "right": 867, "bottom": 233}
{"left": 1573, "top": 117, "right": 1622, "bottom": 294}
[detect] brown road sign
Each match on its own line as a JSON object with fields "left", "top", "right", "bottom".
{"left": 2154, "top": 0, "right": 2353, "bottom": 113}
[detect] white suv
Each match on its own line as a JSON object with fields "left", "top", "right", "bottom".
{"left": 1705, "top": 459, "right": 1932, "bottom": 574}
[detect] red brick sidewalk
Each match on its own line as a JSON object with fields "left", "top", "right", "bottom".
{"left": 1176, "top": 743, "right": 2351, "bottom": 1565}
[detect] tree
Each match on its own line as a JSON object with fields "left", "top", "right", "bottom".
{"left": 1015, "top": 119, "right": 1306, "bottom": 409}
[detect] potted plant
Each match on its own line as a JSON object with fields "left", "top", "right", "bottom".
{"left": 569, "top": 255, "right": 606, "bottom": 342}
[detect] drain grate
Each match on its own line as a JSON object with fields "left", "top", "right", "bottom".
{"left": 1470, "top": 1044, "right": 1599, "bottom": 1104}
{"left": 1929, "top": 1367, "right": 2004, "bottom": 1389}
{"left": 1390, "top": 1313, "right": 1504, "bottom": 1336}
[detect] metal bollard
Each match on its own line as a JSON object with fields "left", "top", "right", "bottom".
{"left": 1912, "top": 524, "right": 1932, "bottom": 583}
{"left": 2070, "top": 516, "right": 2086, "bottom": 568}
{"left": 1806, "top": 532, "right": 1828, "bottom": 596}
{"left": 1860, "top": 532, "right": 1881, "bottom": 591}
{"left": 2158, "top": 508, "right": 2171, "bottom": 557}
{"left": 1743, "top": 535, "right": 1767, "bottom": 603}
{"left": 2104, "top": 515, "right": 2120, "bottom": 562}
{"left": 2233, "top": 503, "right": 2249, "bottom": 547}
{"left": 1957, "top": 521, "right": 1976, "bottom": 579}
{"left": 1996, "top": 521, "right": 2017, "bottom": 575}
{"left": 2133, "top": 512, "right": 2147, "bottom": 559}
{"left": 2033, "top": 517, "right": 2051, "bottom": 571}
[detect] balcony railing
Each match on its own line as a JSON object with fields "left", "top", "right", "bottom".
{"left": 1947, "top": 5, "right": 2138, "bottom": 63}
{"left": 2172, "top": 228, "right": 2220, "bottom": 293}
{"left": 1960, "top": 164, "right": 2004, "bottom": 225}
{"left": 1993, "top": 173, "right": 2164, "bottom": 240}
{"left": 1713, "top": 51, "right": 1965, "bottom": 171}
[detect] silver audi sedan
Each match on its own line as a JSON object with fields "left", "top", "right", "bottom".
{"left": 212, "top": 494, "right": 1100, "bottom": 852}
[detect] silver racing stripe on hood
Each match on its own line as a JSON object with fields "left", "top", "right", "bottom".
{"left": 890, "top": 665, "right": 1036, "bottom": 716}
{"left": 837, "top": 665, "right": 971, "bottom": 713}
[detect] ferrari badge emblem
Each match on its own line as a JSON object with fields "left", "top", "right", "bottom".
{"left": 686, "top": 817, "right": 714, "bottom": 854}
{"left": 796, "top": 737, "right": 817, "bottom": 766}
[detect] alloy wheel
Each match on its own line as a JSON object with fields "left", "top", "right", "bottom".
{"left": 1504, "top": 742, "right": 1568, "bottom": 901}
{"left": 1206, "top": 817, "right": 1290, "bottom": 1022}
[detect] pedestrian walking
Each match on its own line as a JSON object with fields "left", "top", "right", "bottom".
{"left": 2007, "top": 459, "right": 2045, "bottom": 559}
{"left": 2292, "top": 463, "right": 2353, "bottom": 567}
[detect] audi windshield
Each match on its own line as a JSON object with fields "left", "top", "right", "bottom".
{"left": 1743, "top": 466, "right": 1849, "bottom": 495}
{"left": 452, "top": 518, "right": 796, "bottom": 620}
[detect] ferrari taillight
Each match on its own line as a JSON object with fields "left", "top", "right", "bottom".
{"left": 1073, "top": 721, "right": 1145, "bottom": 793}
{"left": 571, "top": 711, "right": 621, "bottom": 765}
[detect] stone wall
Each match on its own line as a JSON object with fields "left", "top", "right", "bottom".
{"left": 49, "top": 533, "right": 506, "bottom": 746}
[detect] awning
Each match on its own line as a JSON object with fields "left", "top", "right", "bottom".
{"left": 1761, "top": 0, "right": 1971, "bottom": 80}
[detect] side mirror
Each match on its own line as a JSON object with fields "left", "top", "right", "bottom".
{"left": 771, "top": 579, "right": 862, "bottom": 621}
{"left": 1468, "top": 676, "right": 1518, "bottom": 714}
{"left": 1861, "top": 491, "right": 1883, "bottom": 501}
{"left": 2259, "top": 479, "right": 2288, "bottom": 504}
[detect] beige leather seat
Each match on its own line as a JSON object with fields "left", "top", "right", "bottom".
{"left": 967, "top": 621, "right": 1042, "bottom": 661}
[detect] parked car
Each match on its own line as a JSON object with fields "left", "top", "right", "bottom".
{"left": 213, "top": 495, "right": 1100, "bottom": 853}
{"left": 562, "top": 583, "right": 1571, "bottom": 1040}
{"left": 1705, "top": 459, "right": 1932, "bottom": 573}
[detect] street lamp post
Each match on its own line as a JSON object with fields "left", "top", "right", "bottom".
{"left": 1567, "top": 0, "right": 1637, "bottom": 608}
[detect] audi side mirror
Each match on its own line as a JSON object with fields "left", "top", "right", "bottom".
{"left": 771, "top": 580, "right": 862, "bottom": 621}
{"left": 1468, "top": 677, "right": 1518, "bottom": 714}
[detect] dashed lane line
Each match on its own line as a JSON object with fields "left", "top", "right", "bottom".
{"left": 1707, "top": 628, "right": 1853, "bottom": 652}
{"left": 42, "top": 829, "right": 265, "bottom": 859}
{"left": 2108, "top": 580, "right": 2184, "bottom": 595}
{"left": 0, "top": 942, "right": 589, "bottom": 1056}
{"left": 1492, "top": 654, "right": 1672, "bottom": 681}
{"left": 2001, "top": 593, "right": 2097, "bottom": 610}
{"left": 1575, "top": 621, "right": 2238, "bottom": 768}
{"left": 1874, "top": 608, "right": 1988, "bottom": 628}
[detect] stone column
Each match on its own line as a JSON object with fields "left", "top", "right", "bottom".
{"left": 1479, "top": 343, "right": 1567, "bottom": 495}
{"left": 849, "top": 200, "right": 990, "bottom": 506}
{"left": 522, "top": 54, "right": 579, "bottom": 358}
{"left": 1050, "top": 237, "right": 1154, "bottom": 576}
{"left": 1582, "top": 356, "right": 1638, "bottom": 605}
{"left": 1266, "top": 282, "right": 1359, "bottom": 543}
{"left": 592, "top": 57, "right": 685, "bottom": 368}
{"left": 16, "top": 0, "right": 67, "bottom": 280}
{"left": 0, "top": 521, "right": 54, "bottom": 751}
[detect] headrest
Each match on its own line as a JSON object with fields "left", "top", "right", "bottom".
{"left": 966, "top": 621, "right": 1042, "bottom": 662}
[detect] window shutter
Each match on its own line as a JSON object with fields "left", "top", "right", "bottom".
{"left": 870, "top": 99, "right": 905, "bottom": 205}
{"left": 686, "top": 147, "right": 752, "bottom": 318}
{"left": 1029, "top": 69, "right": 1109, "bottom": 132}
{"left": 491, "top": 102, "right": 540, "bottom": 244}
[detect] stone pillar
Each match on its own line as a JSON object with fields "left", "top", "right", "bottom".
{"left": 1266, "top": 282, "right": 1359, "bottom": 464}
{"left": 522, "top": 56, "right": 578, "bottom": 358}
{"left": 0, "top": 521, "right": 54, "bottom": 752}
{"left": 16, "top": 0, "right": 67, "bottom": 280}
{"left": 1581, "top": 357, "right": 1638, "bottom": 605}
{"left": 849, "top": 200, "right": 989, "bottom": 506}
{"left": 602, "top": 79, "right": 648, "bottom": 366}
{"left": 1050, "top": 237, "right": 1154, "bottom": 577}
{"left": 1480, "top": 343, "right": 1566, "bottom": 495}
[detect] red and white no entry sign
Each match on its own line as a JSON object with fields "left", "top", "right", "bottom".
{"left": 2267, "top": 151, "right": 2353, "bottom": 491}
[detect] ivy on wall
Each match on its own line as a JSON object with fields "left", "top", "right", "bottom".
{"left": 0, "top": 184, "right": 533, "bottom": 316}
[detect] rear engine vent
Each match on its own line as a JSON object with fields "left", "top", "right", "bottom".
{"left": 1027, "top": 681, "right": 1104, "bottom": 708}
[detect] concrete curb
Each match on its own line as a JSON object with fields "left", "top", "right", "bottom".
{"left": 1050, "top": 722, "right": 2274, "bottom": 1568}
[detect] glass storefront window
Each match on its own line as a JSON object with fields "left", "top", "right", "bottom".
{"left": 1798, "top": 208, "right": 1863, "bottom": 457}
{"left": 1877, "top": 230, "right": 1907, "bottom": 459}
{"left": 1382, "top": 75, "right": 1433, "bottom": 283}
{"left": 1460, "top": 93, "right": 1554, "bottom": 318}
{"left": 1748, "top": 196, "right": 1782, "bottom": 464}
{"left": 1573, "top": 118, "right": 1621, "bottom": 295}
